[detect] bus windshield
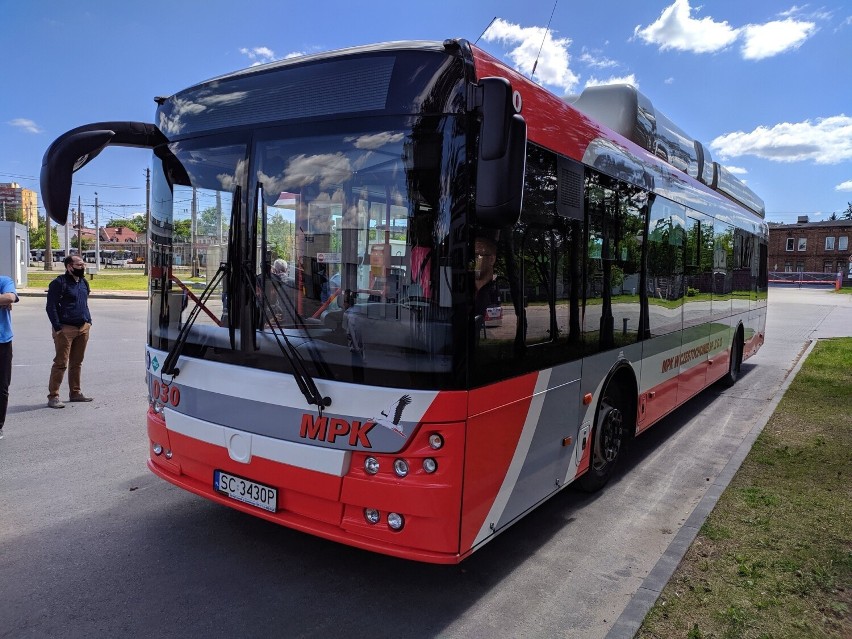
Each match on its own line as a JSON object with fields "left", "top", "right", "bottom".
{"left": 148, "top": 116, "right": 465, "bottom": 390}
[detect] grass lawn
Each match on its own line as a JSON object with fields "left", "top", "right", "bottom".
{"left": 26, "top": 269, "right": 149, "bottom": 291}
{"left": 638, "top": 338, "right": 852, "bottom": 639}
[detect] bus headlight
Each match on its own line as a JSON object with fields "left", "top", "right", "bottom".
{"left": 152, "top": 443, "right": 163, "bottom": 455}
{"left": 364, "top": 457, "right": 380, "bottom": 475}
{"left": 428, "top": 433, "right": 443, "bottom": 450}
{"left": 364, "top": 508, "right": 380, "bottom": 525}
{"left": 393, "top": 459, "right": 409, "bottom": 477}
{"left": 423, "top": 458, "right": 438, "bottom": 474}
{"left": 387, "top": 512, "right": 405, "bottom": 531}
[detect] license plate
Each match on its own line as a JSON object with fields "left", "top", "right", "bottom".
{"left": 214, "top": 470, "right": 278, "bottom": 512}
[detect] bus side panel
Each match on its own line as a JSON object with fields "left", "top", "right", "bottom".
{"left": 460, "top": 373, "right": 539, "bottom": 553}
{"left": 637, "top": 333, "right": 682, "bottom": 430}
{"left": 461, "top": 364, "right": 584, "bottom": 553}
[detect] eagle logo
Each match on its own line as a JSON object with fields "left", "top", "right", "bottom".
{"left": 372, "top": 395, "right": 412, "bottom": 437}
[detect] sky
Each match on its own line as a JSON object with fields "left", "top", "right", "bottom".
{"left": 2, "top": 0, "right": 851, "bottom": 227}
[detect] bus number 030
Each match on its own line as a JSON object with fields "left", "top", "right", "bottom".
{"left": 151, "top": 379, "right": 180, "bottom": 407}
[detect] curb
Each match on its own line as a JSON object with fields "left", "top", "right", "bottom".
{"left": 604, "top": 339, "right": 819, "bottom": 639}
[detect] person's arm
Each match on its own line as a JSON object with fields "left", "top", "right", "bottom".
{"left": 45, "top": 278, "right": 62, "bottom": 331}
{"left": 0, "top": 280, "right": 19, "bottom": 308}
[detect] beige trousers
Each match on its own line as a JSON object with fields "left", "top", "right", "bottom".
{"left": 49, "top": 323, "right": 90, "bottom": 399}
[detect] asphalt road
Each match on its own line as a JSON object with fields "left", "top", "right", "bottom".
{"left": 1, "top": 289, "right": 850, "bottom": 639}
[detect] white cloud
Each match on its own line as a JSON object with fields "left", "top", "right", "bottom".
{"left": 8, "top": 118, "right": 43, "bottom": 134}
{"left": 664, "top": 77, "right": 675, "bottom": 84}
{"left": 633, "top": 0, "right": 739, "bottom": 53}
{"left": 585, "top": 74, "right": 639, "bottom": 89}
{"left": 740, "top": 19, "right": 816, "bottom": 60}
{"left": 239, "top": 46, "right": 277, "bottom": 66}
{"left": 725, "top": 166, "right": 748, "bottom": 175}
{"left": 579, "top": 48, "right": 618, "bottom": 69}
{"left": 482, "top": 18, "right": 579, "bottom": 92}
{"left": 633, "top": 0, "right": 818, "bottom": 59}
{"left": 836, "top": 180, "right": 852, "bottom": 192}
{"left": 710, "top": 115, "right": 852, "bottom": 164}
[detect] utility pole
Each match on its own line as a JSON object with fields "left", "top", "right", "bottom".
{"left": 77, "top": 195, "right": 83, "bottom": 254}
{"left": 64, "top": 208, "right": 70, "bottom": 256}
{"left": 144, "top": 167, "right": 150, "bottom": 275}
{"left": 94, "top": 192, "right": 100, "bottom": 273}
{"left": 44, "top": 217, "right": 53, "bottom": 271}
{"left": 191, "top": 187, "right": 198, "bottom": 277}
{"left": 216, "top": 190, "right": 222, "bottom": 245}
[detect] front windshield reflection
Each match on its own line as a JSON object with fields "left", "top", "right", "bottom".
{"left": 252, "top": 123, "right": 455, "bottom": 387}
{"left": 149, "top": 118, "right": 463, "bottom": 390}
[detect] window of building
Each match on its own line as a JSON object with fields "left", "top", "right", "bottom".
{"left": 839, "top": 236, "right": 849, "bottom": 251}
{"left": 825, "top": 236, "right": 835, "bottom": 250}
{"left": 797, "top": 238, "right": 807, "bottom": 251}
{"left": 784, "top": 262, "right": 792, "bottom": 272}
{"left": 824, "top": 261, "right": 834, "bottom": 273}
{"left": 785, "top": 238, "right": 795, "bottom": 251}
{"left": 796, "top": 261, "right": 804, "bottom": 272}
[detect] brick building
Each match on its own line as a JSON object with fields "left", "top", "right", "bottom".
{"left": 768, "top": 216, "right": 852, "bottom": 280}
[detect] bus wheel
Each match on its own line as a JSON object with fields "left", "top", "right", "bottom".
{"left": 720, "top": 330, "right": 743, "bottom": 387}
{"left": 579, "top": 383, "right": 627, "bottom": 492}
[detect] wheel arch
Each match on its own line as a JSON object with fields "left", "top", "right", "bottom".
{"left": 599, "top": 359, "right": 639, "bottom": 440}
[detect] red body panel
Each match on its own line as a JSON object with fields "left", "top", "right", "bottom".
{"left": 148, "top": 408, "right": 468, "bottom": 563}
{"left": 472, "top": 48, "right": 608, "bottom": 163}
{"left": 460, "top": 373, "right": 538, "bottom": 552}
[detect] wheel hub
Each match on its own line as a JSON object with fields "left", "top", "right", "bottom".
{"left": 596, "top": 403, "right": 623, "bottom": 464}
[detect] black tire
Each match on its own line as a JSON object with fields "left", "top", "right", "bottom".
{"left": 579, "top": 382, "right": 629, "bottom": 492}
{"left": 720, "top": 331, "right": 743, "bottom": 387}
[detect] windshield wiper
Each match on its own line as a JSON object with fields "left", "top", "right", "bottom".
{"left": 244, "top": 265, "right": 332, "bottom": 413}
{"left": 161, "top": 186, "right": 241, "bottom": 378}
{"left": 161, "top": 264, "right": 227, "bottom": 377}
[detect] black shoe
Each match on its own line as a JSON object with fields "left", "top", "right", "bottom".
{"left": 69, "top": 394, "right": 94, "bottom": 402}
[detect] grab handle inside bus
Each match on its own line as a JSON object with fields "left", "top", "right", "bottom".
{"left": 475, "top": 77, "right": 527, "bottom": 229}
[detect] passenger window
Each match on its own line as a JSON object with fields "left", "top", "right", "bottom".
{"left": 647, "top": 198, "right": 686, "bottom": 337}
{"left": 584, "top": 171, "right": 646, "bottom": 354}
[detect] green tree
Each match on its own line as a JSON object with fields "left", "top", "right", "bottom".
{"left": 843, "top": 202, "right": 852, "bottom": 220}
{"left": 197, "top": 206, "right": 230, "bottom": 237}
{"left": 1, "top": 204, "right": 25, "bottom": 224}
{"left": 105, "top": 216, "right": 146, "bottom": 233}
{"left": 172, "top": 219, "right": 192, "bottom": 240}
{"left": 29, "top": 216, "right": 60, "bottom": 250}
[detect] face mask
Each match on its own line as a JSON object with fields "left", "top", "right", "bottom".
{"left": 72, "top": 268, "right": 85, "bottom": 278}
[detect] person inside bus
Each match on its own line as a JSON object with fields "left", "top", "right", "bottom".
{"left": 473, "top": 232, "right": 502, "bottom": 336}
{"left": 341, "top": 288, "right": 366, "bottom": 381}
{"left": 265, "top": 258, "right": 291, "bottom": 323}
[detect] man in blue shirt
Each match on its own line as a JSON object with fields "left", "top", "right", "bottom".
{"left": 45, "top": 255, "right": 94, "bottom": 408}
{"left": 0, "top": 274, "right": 19, "bottom": 438}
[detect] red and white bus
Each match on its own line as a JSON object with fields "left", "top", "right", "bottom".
{"left": 41, "top": 39, "right": 767, "bottom": 564}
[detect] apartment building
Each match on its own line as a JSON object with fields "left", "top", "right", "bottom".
{"left": 0, "top": 182, "right": 38, "bottom": 230}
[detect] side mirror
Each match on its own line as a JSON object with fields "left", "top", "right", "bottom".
{"left": 41, "top": 122, "right": 166, "bottom": 225}
{"left": 40, "top": 130, "right": 115, "bottom": 225}
{"left": 475, "top": 77, "right": 527, "bottom": 229}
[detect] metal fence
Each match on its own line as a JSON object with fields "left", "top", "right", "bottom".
{"left": 768, "top": 271, "right": 842, "bottom": 288}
